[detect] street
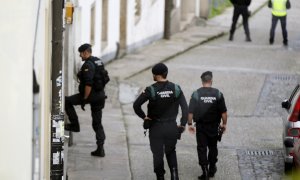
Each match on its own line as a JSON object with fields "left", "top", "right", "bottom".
{"left": 119, "top": 4, "right": 300, "bottom": 180}
{"left": 67, "top": 2, "right": 300, "bottom": 180}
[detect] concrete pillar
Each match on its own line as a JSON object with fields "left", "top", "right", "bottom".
{"left": 200, "top": 0, "right": 209, "bottom": 19}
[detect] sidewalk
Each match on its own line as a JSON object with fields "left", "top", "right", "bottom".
{"left": 66, "top": 1, "right": 268, "bottom": 179}
{"left": 107, "top": 0, "right": 267, "bottom": 80}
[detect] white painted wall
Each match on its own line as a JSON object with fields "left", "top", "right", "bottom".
{"left": 77, "top": 0, "right": 120, "bottom": 62}
{"left": 101, "top": 0, "right": 120, "bottom": 59}
{"left": 126, "top": 0, "right": 165, "bottom": 51}
{"left": 78, "top": 0, "right": 94, "bottom": 47}
{"left": 0, "top": 0, "right": 35, "bottom": 179}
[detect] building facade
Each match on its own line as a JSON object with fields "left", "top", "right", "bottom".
{"left": 0, "top": 0, "right": 207, "bottom": 179}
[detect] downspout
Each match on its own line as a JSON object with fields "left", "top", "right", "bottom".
{"left": 164, "top": 0, "right": 173, "bottom": 39}
{"left": 50, "top": 0, "right": 65, "bottom": 179}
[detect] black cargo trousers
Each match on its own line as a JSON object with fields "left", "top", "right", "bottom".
{"left": 65, "top": 90, "right": 106, "bottom": 145}
{"left": 230, "top": 5, "right": 250, "bottom": 37}
{"left": 149, "top": 120, "right": 179, "bottom": 176}
{"left": 196, "top": 124, "right": 218, "bottom": 167}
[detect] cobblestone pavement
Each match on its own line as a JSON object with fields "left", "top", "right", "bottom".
{"left": 237, "top": 149, "right": 283, "bottom": 180}
{"left": 119, "top": 3, "right": 300, "bottom": 180}
{"left": 67, "top": 0, "right": 300, "bottom": 179}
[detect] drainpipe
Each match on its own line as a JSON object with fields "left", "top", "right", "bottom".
{"left": 51, "top": 0, "right": 65, "bottom": 179}
{"left": 164, "top": 0, "right": 173, "bottom": 39}
{"left": 200, "top": 0, "right": 210, "bottom": 19}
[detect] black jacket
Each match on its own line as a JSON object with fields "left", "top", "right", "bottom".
{"left": 230, "top": 0, "right": 251, "bottom": 6}
{"left": 133, "top": 81, "right": 188, "bottom": 126}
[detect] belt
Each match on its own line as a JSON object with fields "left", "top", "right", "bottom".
{"left": 154, "top": 118, "right": 176, "bottom": 123}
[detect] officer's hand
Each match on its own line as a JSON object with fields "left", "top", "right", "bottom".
{"left": 188, "top": 125, "right": 195, "bottom": 134}
{"left": 144, "top": 117, "right": 152, "bottom": 121}
{"left": 220, "top": 124, "right": 226, "bottom": 133}
{"left": 81, "top": 98, "right": 87, "bottom": 111}
{"left": 143, "top": 117, "right": 152, "bottom": 129}
{"left": 178, "top": 126, "right": 185, "bottom": 133}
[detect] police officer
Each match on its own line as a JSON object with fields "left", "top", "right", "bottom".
{"left": 65, "top": 43, "right": 108, "bottom": 157}
{"left": 188, "top": 71, "right": 227, "bottom": 180}
{"left": 229, "top": 0, "right": 252, "bottom": 42}
{"left": 133, "top": 63, "right": 188, "bottom": 180}
{"left": 268, "top": 0, "right": 291, "bottom": 46}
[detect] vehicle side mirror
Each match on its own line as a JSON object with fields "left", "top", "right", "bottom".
{"left": 288, "top": 128, "right": 300, "bottom": 137}
{"left": 284, "top": 138, "right": 294, "bottom": 148}
{"left": 282, "top": 99, "right": 291, "bottom": 110}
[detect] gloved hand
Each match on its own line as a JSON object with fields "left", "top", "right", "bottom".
{"left": 143, "top": 117, "right": 152, "bottom": 129}
{"left": 178, "top": 126, "right": 185, "bottom": 133}
{"left": 177, "top": 126, "right": 185, "bottom": 140}
{"left": 143, "top": 120, "right": 152, "bottom": 129}
{"left": 81, "top": 98, "right": 87, "bottom": 111}
{"left": 217, "top": 126, "right": 224, "bottom": 142}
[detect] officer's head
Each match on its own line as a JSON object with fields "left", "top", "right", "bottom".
{"left": 201, "top": 71, "right": 213, "bottom": 85}
{"left": 78, "top": 43, "right": 92, "bottom": 61}
{"left": 152, "top": 63, "right": 168, "bottom": 81}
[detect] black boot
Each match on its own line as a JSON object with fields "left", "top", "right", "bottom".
{"left": 170, "top": 167, "right": 179, "bottom": 180}
{"left": 198, "top": 165, "right": 209, "bottom": 180}
{"left": 245, "top": 35, "right": 251, "bottom": 42}
{"left": 269, "top": 38, "right": 274, "bottom": 45}
{"left": 229, "top": 34, "right": 233, "bottom": 41}
{"left": 208, "top": 164, "right": 217, "bottom": 177}
{"left": 156, "top": 174, "right": 164, "bottom": 180}
{"left": 65, "top": 123, "right": 80, "bottom": 132}
{"left": 91, "top": 145, "right": 105, "bottom": 157}
{"left": 283, "top": 39, "right": 288, "bottom": 46}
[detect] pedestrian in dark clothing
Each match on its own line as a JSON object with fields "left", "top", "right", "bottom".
{"left": 268, "top": 0, "right": 291, "bottom": 46}
{"left": 133, "top": 63, "right": 188, "bottom": 180}
{"left": 188, "top": 71, "right": 227, "bottom": 180}
{"left": 65, "top": 43, "right": 109, "bottom": 157}
{"left": 229, "top": 0, "right": 252, "bottom": 42}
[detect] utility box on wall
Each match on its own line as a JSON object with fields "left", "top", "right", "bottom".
{"left": 65, "top": 2, "right": 74, "bottom": 24}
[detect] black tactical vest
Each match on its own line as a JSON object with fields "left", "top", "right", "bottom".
{"left": 192, "top": 87, "right": 222, "bottom": 124}
{"left": 86, "top": 57, "right": 110, "bottom": 91}
{"left": 147, "top": 82, "right": 180, "bottom": 119}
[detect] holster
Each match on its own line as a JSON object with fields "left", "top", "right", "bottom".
{"left": 143, "top": 120, "right": 152, "bottom": 129}
{"left": 177, "top": 126, "right": 184, "bottom": 140}
{"left": 217, "top": 126, "right": 224, "bottom": 142}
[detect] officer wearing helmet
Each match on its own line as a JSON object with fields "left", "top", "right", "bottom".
{"left": 133, "top": 63, "right": 188, "bottom": 180}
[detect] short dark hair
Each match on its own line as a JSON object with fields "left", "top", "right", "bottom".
{"left": 201, "top": 71, "right": 213, "bottom": 83}
{"left": 78, "top": 43, "right": 92, "bottom": 53}
{"left": 152, "top": 63, "right": 168, "bottom": 76}
{"left": 161, "top": 72, "right": 168, "bottom": 78}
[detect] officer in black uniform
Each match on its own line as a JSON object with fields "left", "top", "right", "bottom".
{"left": 65, "top": 43, "right": 108, "bottom": 157}
{"left": 229, "top": 0, "right": 252, "bottom": 42}
{"left": 133, "top": 63, "right": 188, "bottom": 180}
{"left": 188, "top": 71, "right": 227, "bottom": 180}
